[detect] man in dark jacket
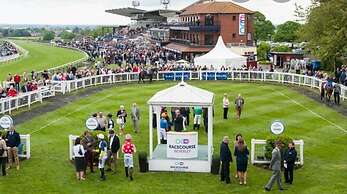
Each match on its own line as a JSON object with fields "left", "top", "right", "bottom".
{"left": 5, "top": 125, "right": 21, "bottom": 170}
{"left": 107, "top": 130, "right": 120, "bottom": 172}
{"left": 283, "top": 142, "right": 297, "bottom": 184}
{"left": 174, "top": 110, "right": 184, "bottom": 132}
{"left": 220, "top": 136, "right": 232, "bottom": 184}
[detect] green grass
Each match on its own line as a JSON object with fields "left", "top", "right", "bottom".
{"left": 0, "top": 40, "right": 86, "bottom": 80}
{"left": 1, "top": 81, "right": 347, "bottom": 194}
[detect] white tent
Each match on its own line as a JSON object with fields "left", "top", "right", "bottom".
{"left": 194, "top": 36, "right": 247, "bottom": 70}
{"left": 147, "top": 81, "right": 215, "bottom": 172}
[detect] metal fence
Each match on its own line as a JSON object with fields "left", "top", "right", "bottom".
{"left": 1, "top": 70, "right": 346, "bottom": 114}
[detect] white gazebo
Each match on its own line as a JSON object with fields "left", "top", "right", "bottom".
{"left": 194, "top": 36, "right": 247, "bottom": 70}
{"left": 147, "top": 81, "right": 215, "bottom": 172}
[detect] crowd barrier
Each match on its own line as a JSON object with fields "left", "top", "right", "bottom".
{"left": 1, "top": 71, "right": 346, "bottom": 114}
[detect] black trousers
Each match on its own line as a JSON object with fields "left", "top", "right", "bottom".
{"left": 223, "top": 108, "right": 228, "bottom": 119}
{"left": 220, "top": 161, "right": 230, "bottom": 183}
{"left": 284, "top": 165, "right": 294, "bottom": 184}
{"left": 334, "top": 93, "right": 340, "bottom": 105}
{"left": 0, "top": 157, "right": 7, "bottom": 176}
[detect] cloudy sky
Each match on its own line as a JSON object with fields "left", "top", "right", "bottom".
{"left": 0, "top": 0, "right": 312, "bottom": 25}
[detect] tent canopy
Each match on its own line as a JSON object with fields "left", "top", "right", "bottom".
{"left": 147, "top": 81, "right": 214, "bottom": 106}
{"left": 194, "top": 36, "right": 247, "bottom": 70}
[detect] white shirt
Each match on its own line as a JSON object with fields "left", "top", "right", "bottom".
{"left": 223, "top": 97, "right": 230, "bottom": 108}
{"left": 73, "top": 144, "right": 85, "bottom": 158}
{"left": 109, "top": 135, "right": 114, "bottom": 149}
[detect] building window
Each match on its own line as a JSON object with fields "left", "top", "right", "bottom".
{"left": 205, "top": 34, "right": 214, "bottom": 45}
{"left": 205, "top": 14, "right": 214, "bottom": 26}
{"left": 233, "top": 15, "right": 236, "bottom": 21}
{"left": 232, "top": 33, "right": 236, "bottom": 38}
{"left": 247, "top": 33, "right": 252, "bottom": 41}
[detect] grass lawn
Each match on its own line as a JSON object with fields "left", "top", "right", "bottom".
{"left": 0, "top": 40, "right": 86, "bottom": 80}
{"left": 0, "top": 81, "right": 346, "bottom": 194}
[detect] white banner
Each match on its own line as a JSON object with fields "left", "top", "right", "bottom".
{"left": 239, "top": 14, "right": 246, "bottom": 35}
{"left": 167, "top": 132, "right": 198, "bottom": 159}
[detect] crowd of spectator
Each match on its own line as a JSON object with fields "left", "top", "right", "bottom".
{"left": 0, "top": 41, "right": 18, "bottom": 58}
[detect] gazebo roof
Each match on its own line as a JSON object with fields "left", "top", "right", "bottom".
{"left": 147, "top": 81, "right": 214, "bottom": 106}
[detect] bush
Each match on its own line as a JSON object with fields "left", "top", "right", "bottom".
{"left": 138, "top": 151, "right": 148, "bottom": 173}
{"left": 211, "top": 154, "right": 220, "bottom": 175}
{"left": 265, "top": 135, "right": 293, "bottom": 160}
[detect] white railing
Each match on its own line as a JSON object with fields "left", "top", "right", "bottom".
{"left": 0, "top": 86, "right": 55, "bottom": 114}
{"left": 1, "top": 71, "right": 346, "bottom": 115}
{"left": 50, "top": 71, "right": 346, "bottom": 101}
{"left": 250, "top": 139, "right": 304, "bottom": 166}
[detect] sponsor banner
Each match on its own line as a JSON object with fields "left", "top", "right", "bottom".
{"left": 164, "top": 72, "right": 190, "bottom": 81}
{"left": 85, "top": 117, "right": 98, "bottom": 130}
{"left": 0, "top": 115, "right": 13, "bottom": 129}
{"left": 270, "top": 120, "right": 285, "bottom": 135}
{"left": 202, "top": 72, "right": 228, "bottom": 80}
{"left": 239, "top": 14, "right": 246, "bottom": 35}
{"left": 167, "top": 132, "right": 198, "bottom": 159}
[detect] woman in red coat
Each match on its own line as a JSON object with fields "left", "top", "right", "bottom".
{"left": 7, "top": 86, "right": 17, "bottom": 97}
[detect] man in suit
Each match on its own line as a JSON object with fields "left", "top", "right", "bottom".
{"left": 131, "top": 103, "right": 140, "bottom": 133}
{"left": 284, "top": 142, "right": 297, "bottom": 184}
{"left": 174, "top": 110, "right": 184, "bottom": 132}
{"left": 107, "top": 130, "right": 120, "bottom": 172}
{"left": 5, "top": 125, "right": 21, "bottom": 170}
{"left": 265, "top": 141, "right": 284, "bottom": 191}
{"left": 220, "top": 136, "right": 232, "bottom": 184}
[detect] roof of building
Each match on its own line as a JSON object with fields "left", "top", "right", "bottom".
{"left": 106, "top": 7, "right": 180, "bottom": 18}
{"left": 163, "top": 43, "right": 211, "bottom": 53}
{"left": 181, "top": 1, "right": 254, "bottom": 16}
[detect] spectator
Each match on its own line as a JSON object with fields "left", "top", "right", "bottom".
{"left": 333, "top": 83, "right": 341, "bottom": 105}
{"left": 283, "top": 142, "right": 297, "bottom": 185}
{"left": 235, "top": 94, "right": 244, "bottom": 120}
{"left": 0, "top": 133, "right": 8, "bottom": 176}
{"left": 7, "top": 85, "right": 17, "bottom": 97}
{"left": 81, "top": 131, "right": 95, "bottom": 173}
{"left": 174, "top": 109, "right": 184, "bottom": 132}
{"left": 0, "top": 87, "right": 7, "bottom": 98}
{"left": 122, "top": 134, "right": 136, "bottom": 181}
{"left": 73, "top": 137, "right": 85, "bottom": 180}
{"left": 96, "top": 112, "right": 107, "bottom": 131}
{"left": 223, "top": 93, "right": 229, "bottom": 119}
{"left": 234, "top": 138, "right": 249, "bottom": 185}
{"left": 220, "top": 136, "right": 232, "bottom": 184}
{"left": 13, "top": 73, "right": 21, "bottom": 91}
{"left": 117, "top": 105, "right": 128, "bottom": 135}
{"left": 107, "top": 130, "right": 120, "bottom": 172}
{"left": 234, "top": 133, "right": 243, "bottom": 179}
{"left": 107, "top": 113, "right": 115, "bottom": 130}
{"left": 265, "top": 141, "right": 284, "bottom": 191}
{"left": 131, "top": 103, "right": 140, "bottom": 133}
{"left": 5, "top": 125, "right": 20, "bottom": 170}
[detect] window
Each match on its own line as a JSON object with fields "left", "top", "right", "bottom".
{"left": 205, "top": 34, "right": 214, "bottom": 45}
{"left": 205, "top": 14, "right": 214, "bottom": 26}
{"left": 232, "top": 33, "right": 236, "bottom": 38}
{"left": 233, "top": 15, "right": 236, "bottom": 21}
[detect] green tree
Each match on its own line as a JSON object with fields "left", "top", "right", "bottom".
{"left": 60, "top": 31, "right": 75, "bottom": 40}
{"left": 257, "top": 42, "right": 271, "bottom": 61}
{"left": 42, "top": 31, "right": 55, "bottom": 41}
{"left": 273, "top": 21, "right": 301, "bottom": 43}
{"left": 298, "top": 0, "right": 347, "bottom": 70}
{"left": 253, "top": 12, "right": 275, "bottom": 45}
{"left": 271, "top": 45, "right": 291, "bottom": 52}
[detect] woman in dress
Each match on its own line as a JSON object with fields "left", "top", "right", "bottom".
{"left": 234, "top": 138, "right": 249, "bottom": 185}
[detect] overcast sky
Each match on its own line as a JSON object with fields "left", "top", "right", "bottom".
{"left": 0, "top": 0, "right": 312, "bottom": 25}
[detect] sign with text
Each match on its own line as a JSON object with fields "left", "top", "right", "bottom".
{"left": 0, "top": 115, "right": 13, "bottom": 129}
{"left": 167, "top": 132, "right": 198, "bottom": 159}
{"left": 270, "top": 120, "right": 285, "bottom": 135}
{"left": 239, "top": 14, "right": 246, "bottom": 35}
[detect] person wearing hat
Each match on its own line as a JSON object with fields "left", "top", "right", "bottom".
{"left": 131, "top": 103, "right": 140, "bottom": 133}
{"left": 265, "top": 141, "right": 284, "bottom": 191}
{"left": 159, "top": 113, "right": 168, "bottom": 144}
{"left": 193, "top": 106, "right": 202, "bottom": 130}
{"left": 107, "top": 113, "right": 115, "bottom": 130}
{"left": 97, "top": 133, "right": 108, "bottom": 181}
{"left": 117, "top": 105, "right": 128, "bottom": 135}
{"left": 107, "top": 130, "right": 120, "bottom": 172}
{"left": 122, "top": 134, "right": 136, "bottom": 181}
{"left": 235, "top": 94, "right": 244, "bottom": 120}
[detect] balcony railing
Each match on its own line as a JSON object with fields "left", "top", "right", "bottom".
{"left": 170, "top": 22, "right": 220, "bottom": 32}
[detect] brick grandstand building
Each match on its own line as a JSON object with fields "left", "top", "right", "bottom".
{"left": 165, "top": 0, "right": 255, "bottom": 62}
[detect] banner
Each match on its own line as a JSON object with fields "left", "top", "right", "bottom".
{"left": 167, "top": 132, "right": 198, "bottom": 159}
{"left": 201, "top": 72, "right": 228, "bottom": 80}
{"left": 239, "top": 14, "right": 246, "bottom": 35}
